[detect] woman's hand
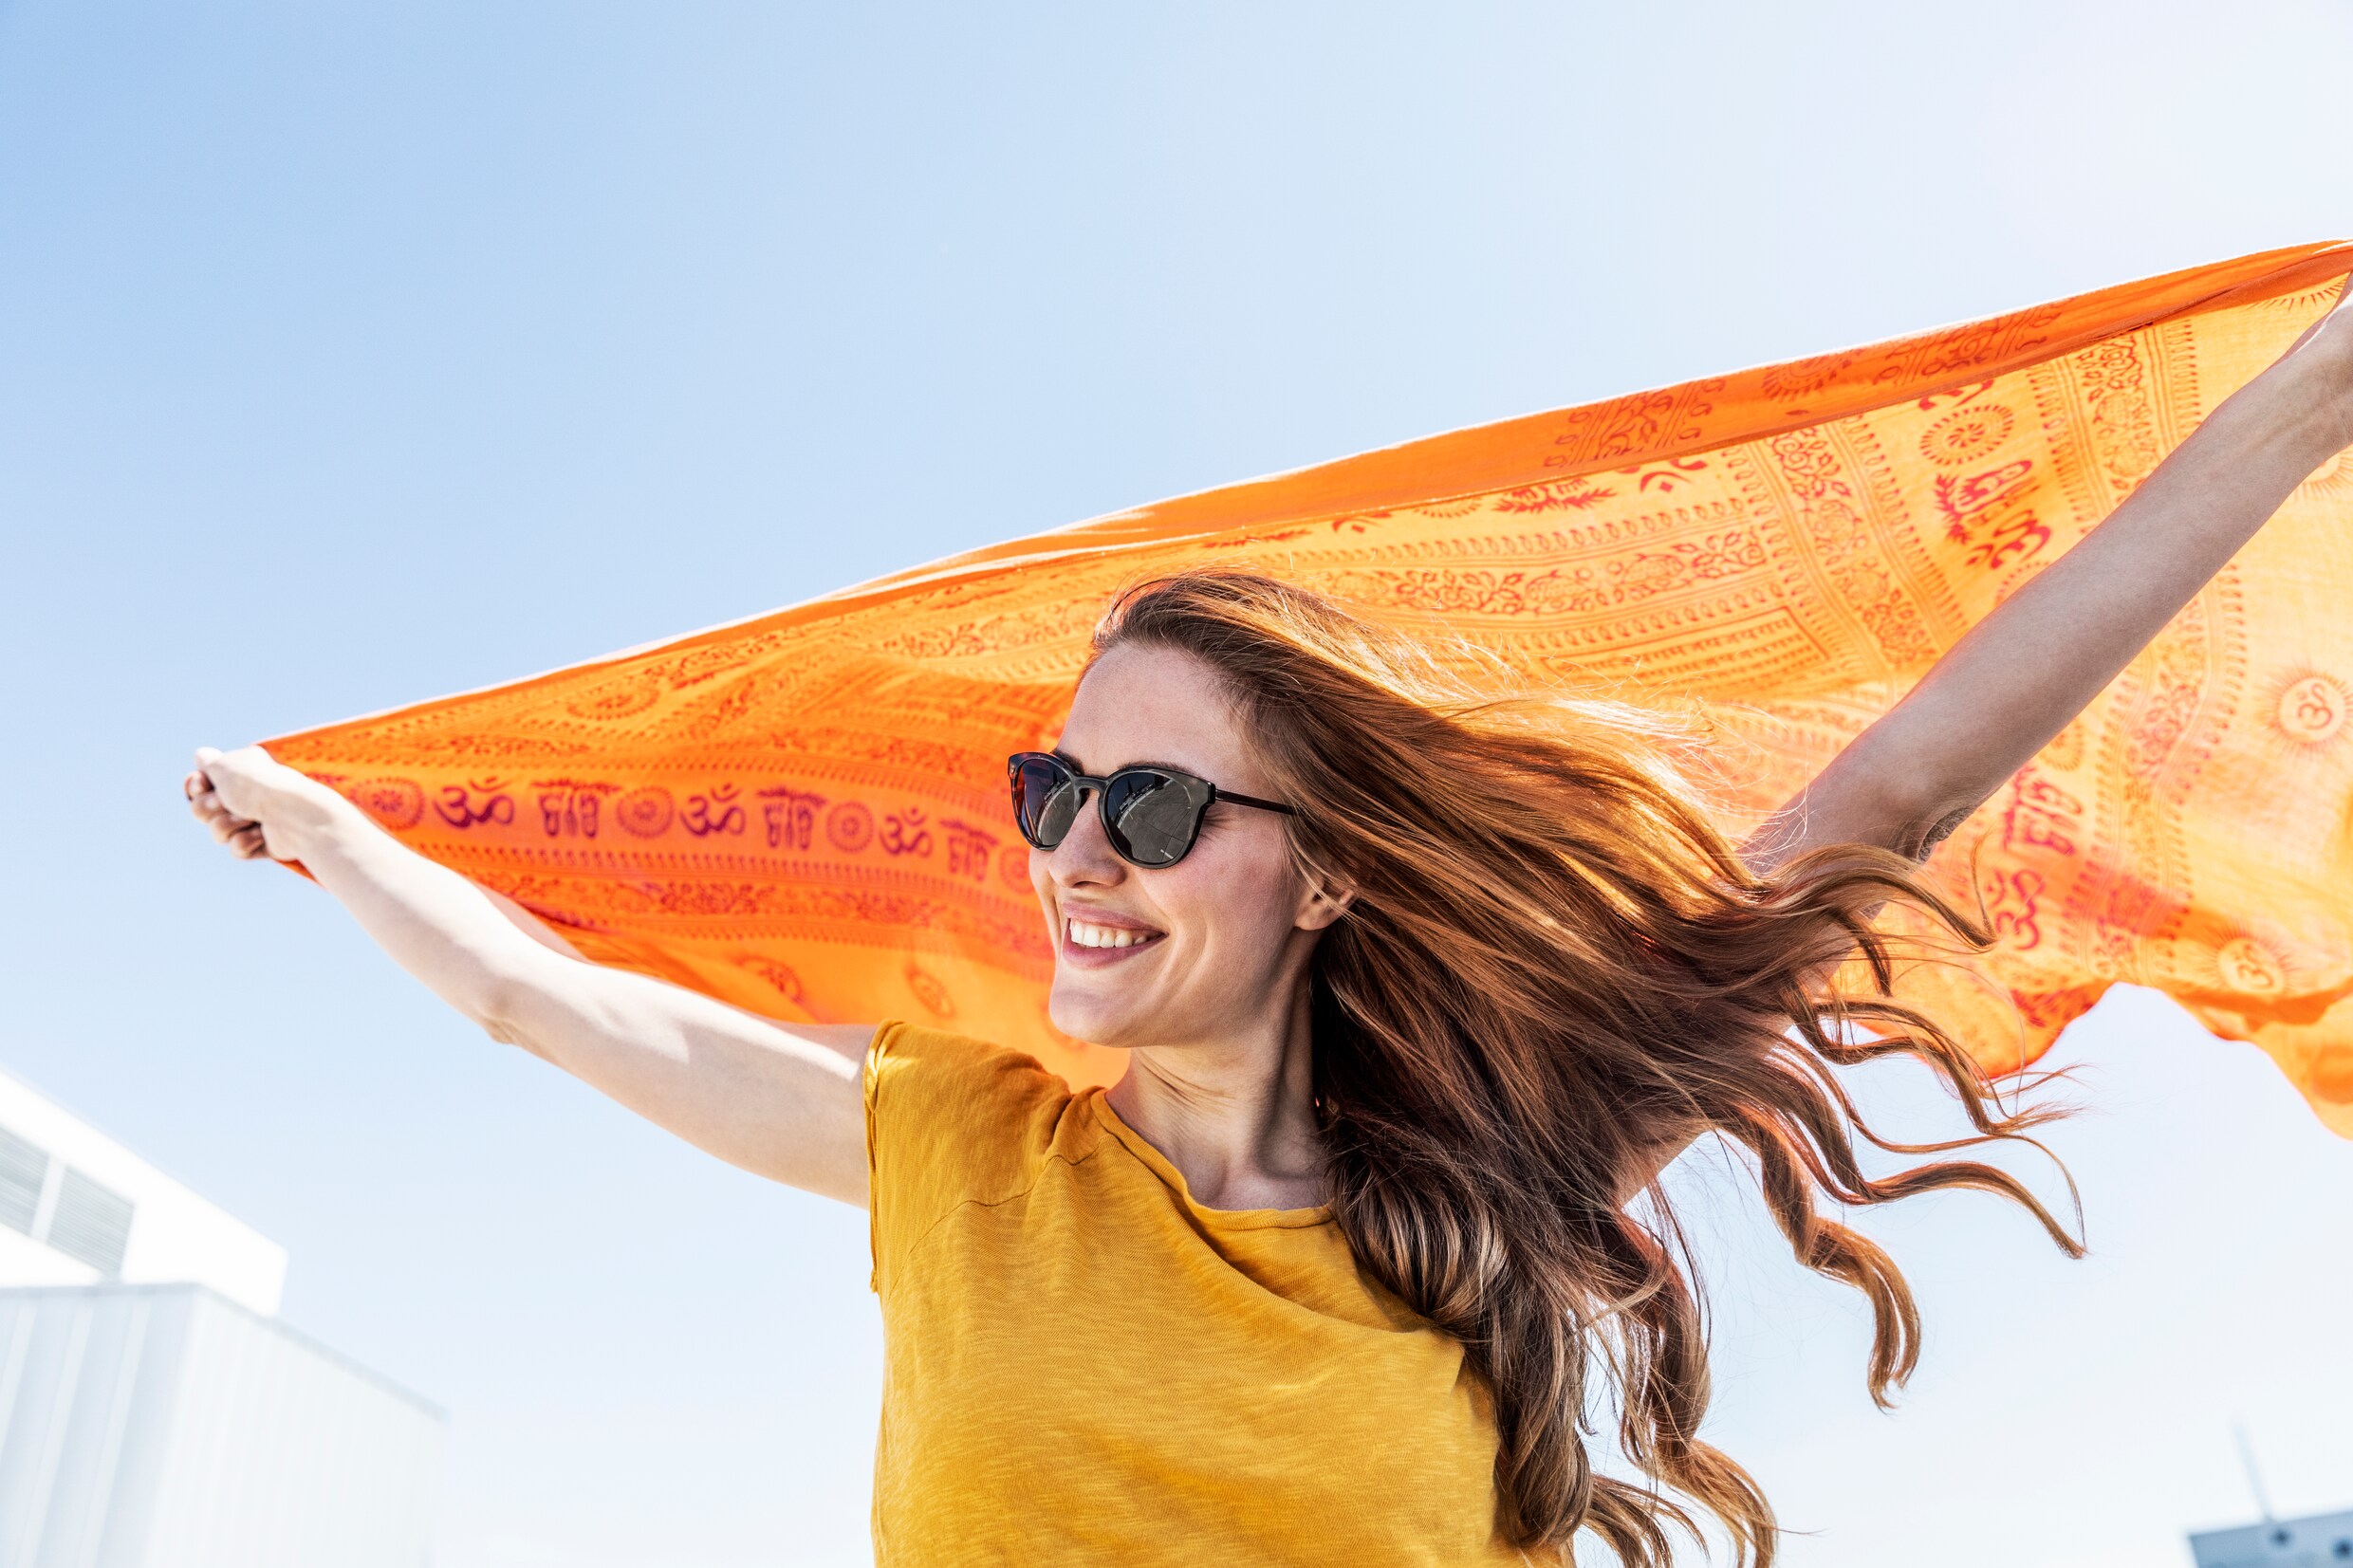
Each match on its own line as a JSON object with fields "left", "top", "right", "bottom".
{"left": 1754, "top": 267, "right": 2353, "bottom": 873}
{"left": 184, "top": 745, "right": 343, "bottom": 863}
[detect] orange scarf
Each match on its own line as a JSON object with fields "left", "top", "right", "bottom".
{"left": 269, "top": 241, "right": 2353, "bottom": 1135}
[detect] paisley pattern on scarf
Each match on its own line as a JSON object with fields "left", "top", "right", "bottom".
{"left": 269, "top": 242, "right": 2353, "bottom": 1134}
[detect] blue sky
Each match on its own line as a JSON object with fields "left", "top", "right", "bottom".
{"left": 4, "top": 3, "right": 2351, "bottom": 1564}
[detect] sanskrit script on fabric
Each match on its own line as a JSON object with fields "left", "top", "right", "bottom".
{"left": 269, "top": 242, "right": 2353, "bottom": 1135}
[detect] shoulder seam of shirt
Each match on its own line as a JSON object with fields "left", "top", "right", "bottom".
{"left": 897, "top": 1111, "right": 1109, "bottom": 1269}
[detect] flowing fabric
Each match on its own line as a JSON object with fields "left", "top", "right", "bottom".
{"left": 269, "top": 242, "right": 2353, "bottom": 1134}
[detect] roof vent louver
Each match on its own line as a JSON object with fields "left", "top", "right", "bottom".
{"left": 0, "top": 1124, "right": 48, "bottom": 1237}
{"left": 46, "top": 1167, "right": 133, "bottom": 1276}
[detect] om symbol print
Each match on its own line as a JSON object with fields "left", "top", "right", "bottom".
{"left": 2275, "top": 673, "right": 2348, "bottom": 747}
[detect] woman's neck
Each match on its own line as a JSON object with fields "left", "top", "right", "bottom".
{"left": 1102, "top": 982, "right": 1328, "bottom": 1212}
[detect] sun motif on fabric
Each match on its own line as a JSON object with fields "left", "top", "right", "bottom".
{"left": 2265, "top": 667, "right": 2351, "bottom": 750}
{"left": 1919, "top": 404, "right": 2016, "bottom": 468}
{"left": 2212, "top": 933, "right": 2292, "bottom": 995}
{"left": 826, "top": 802, "right": 875, "bottom": 852}
{"left": 615, "top": 786, "right": 676, "bottom": 838}
{"left": 348, "top": 776, "right": 426, "bottom": 831}
{"left": 565, "top": 674, "right": 664, "bottom": 722}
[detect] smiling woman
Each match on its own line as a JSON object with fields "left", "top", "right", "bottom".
{"left": 884, "top": 570, "right": 2065, "bottom": 1561}
{"left": 186, "top": 271, "right": 2353, "bottom": 1565}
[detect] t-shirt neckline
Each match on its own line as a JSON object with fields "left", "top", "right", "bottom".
{"left": 1085, "top": 1088, "right": 1335, "bottom": 1230}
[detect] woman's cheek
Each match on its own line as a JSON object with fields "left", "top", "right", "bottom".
{"left": 1171, "top": 861, "right": 1297, "bottom": 961}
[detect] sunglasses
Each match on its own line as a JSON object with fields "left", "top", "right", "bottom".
{"left": 1007, "top": 751, "right": 1295, "bottom": 868}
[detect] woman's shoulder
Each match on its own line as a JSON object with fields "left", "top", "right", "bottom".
{"left": 863, "top": 1022, "right": 1090, "bottom": 1261}
{"left": 863, "top": 1020, "right": 1074, "bottom": 1117}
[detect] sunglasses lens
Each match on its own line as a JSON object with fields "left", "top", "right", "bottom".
{"left": 1014, "top": 758, "right": 1082, "bottom": 848}
{"left": 1104, "top": 769, "right": 1213, "bottom": 867}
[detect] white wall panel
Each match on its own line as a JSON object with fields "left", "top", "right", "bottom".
{"left": 0, "top": 1285, "right": 441, "bottom": 1568}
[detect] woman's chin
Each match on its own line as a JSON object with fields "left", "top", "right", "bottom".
{"left": 1047, "top": 982, "right": 1147, "bottom": 1050}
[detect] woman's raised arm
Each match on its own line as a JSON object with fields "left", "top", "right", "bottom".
{"left": 1748, "top": 276, "right": 2353, "bottom": 873}
{"left": 188, "top": 745, "right": 872, "bottom": 1206}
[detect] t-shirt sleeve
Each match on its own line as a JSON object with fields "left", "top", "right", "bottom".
{"left": 862, "top": 1020, "right": 1071, "bottom": 1294}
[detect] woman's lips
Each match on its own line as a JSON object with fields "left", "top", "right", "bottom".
{"left": 1059, "top": 913, "right": 1166, "bottom": 968}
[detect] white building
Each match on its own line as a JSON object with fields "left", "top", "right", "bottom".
{"left": 0, "top": 1063, "right": 443, "bottom": 1568}
{"left": 0, "top": 1067, "right": 286, "bottom": 1313}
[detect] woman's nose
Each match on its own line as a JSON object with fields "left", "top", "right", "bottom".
{"left": 1050, "top": 788, "right": 1126, "bottom": 881}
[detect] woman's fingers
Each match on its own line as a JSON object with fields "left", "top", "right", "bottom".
{"left": 190, "top": 786, "right": 232, "bottom": 826}
{"left": 184, "top": 769, "right": 223, "bottom": 821}
{"left": 188, "top": 748, "right": 281, "bottom": 860}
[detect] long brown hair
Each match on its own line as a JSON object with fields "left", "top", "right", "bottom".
{"left": 1092, "top": 568, "right": 2078, "bottom": 1565}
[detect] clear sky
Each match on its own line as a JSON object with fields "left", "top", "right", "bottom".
{"left": 3, "top": 3, "right": 2350, "bottom": 1564}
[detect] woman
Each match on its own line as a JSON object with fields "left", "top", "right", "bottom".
{"left": 190, "top": 280, "right": 2353, "bottom": 1565}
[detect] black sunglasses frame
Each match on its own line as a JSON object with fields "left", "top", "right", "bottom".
{"left": 1007, "top": 751, "right": 1294, "bottom": 868}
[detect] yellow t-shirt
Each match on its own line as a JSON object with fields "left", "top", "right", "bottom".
{"left": 863, "top": 1020, "right": 1533, "bottom": 1565}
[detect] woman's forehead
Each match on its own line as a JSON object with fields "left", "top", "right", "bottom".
{"left": 1055, "top": 643, "right": 1249, "bottom": 776}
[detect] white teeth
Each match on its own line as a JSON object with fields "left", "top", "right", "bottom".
{"left": 1066, "top": 917, "right": 1157, "bottom": 950}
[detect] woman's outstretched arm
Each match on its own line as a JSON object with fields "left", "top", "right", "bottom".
{"left": 188, "top": 745, "right": 872, "bottom": 1205}
{"left": 1748, "top": 276, "right": 2353, "bottom": 873}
